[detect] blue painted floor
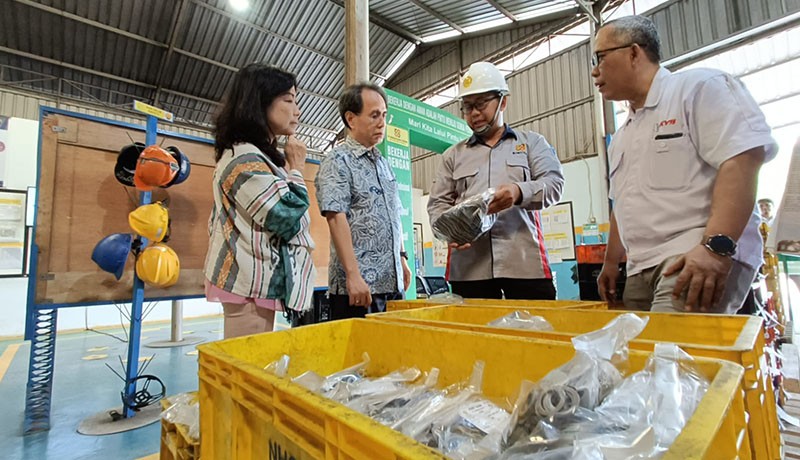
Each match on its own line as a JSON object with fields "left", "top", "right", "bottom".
{"left": 0, "top": 315, "right": 236, "bottom": 460}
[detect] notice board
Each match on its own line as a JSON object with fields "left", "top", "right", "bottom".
{"left": 540, "top": 202, "right": 576, "bottom": 262}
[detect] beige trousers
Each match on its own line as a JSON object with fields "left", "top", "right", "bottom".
{"left": 222, "top": 301, "right": 276, "bottom": 339}
{"left": 622, "top": 254, "right": 757, "bottom": 314}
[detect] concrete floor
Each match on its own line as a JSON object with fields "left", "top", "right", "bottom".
{"left": 0, "top": 316, "right": 232, "bottom": 460}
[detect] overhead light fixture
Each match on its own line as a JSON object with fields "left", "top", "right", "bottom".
{"left": 516, "top": 2, "right": 575, "bottom": 21}
{"left": 462, "top": 18, "right": 513, "bottom": 34}
{"left": 229, "top": 0, "right": 249, "bottom": 12}
{"left": 421, "top": 30, "right": 462, "bottom": 43}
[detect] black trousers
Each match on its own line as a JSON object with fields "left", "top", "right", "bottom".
{"left": 329, "top": 292, "right": 404, "bottom": 320}
{"left": 449, "top": 278, "right": 556, "bottom": 300}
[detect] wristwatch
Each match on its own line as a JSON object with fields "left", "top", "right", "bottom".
{"left": 703, "top": 234, "right": 737, "bottom": 257}
{"left": 399, "top": 251, "right": 409, "bottom": 260}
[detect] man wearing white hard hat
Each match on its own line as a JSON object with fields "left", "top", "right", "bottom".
{"left": 427, "top": 62, "right": 565, "bottom": 299}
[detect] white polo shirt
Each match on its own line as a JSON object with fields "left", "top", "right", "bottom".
{"left": 608, "top": 67, "right": 777, "bottom": 275}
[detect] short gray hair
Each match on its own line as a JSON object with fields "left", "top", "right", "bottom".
{"left": 603, "top": 15, "right": 661, "bottom": 63}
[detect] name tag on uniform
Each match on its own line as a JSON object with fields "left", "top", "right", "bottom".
{"left": 654, "top": 117, "right": 685, "bottom": 153}
{"left": 654, "top": 132, "right": 684, "bottom": 140}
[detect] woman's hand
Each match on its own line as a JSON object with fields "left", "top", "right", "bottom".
{"left": 284, "top": 135, "right": 307, "bottom": 174}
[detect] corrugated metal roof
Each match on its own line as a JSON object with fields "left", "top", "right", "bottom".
{"left": 1, "top": 0, "right": 587, "bottom": 153}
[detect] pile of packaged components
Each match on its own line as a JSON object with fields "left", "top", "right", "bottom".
{"left": 161, "top": 392, "right": 200, "bottom": 441}
{"left": 265, "top": 314, "right": 710, "bottom": 460}
{"left": 432, "top": 189, "right": 497, "bottom": 245}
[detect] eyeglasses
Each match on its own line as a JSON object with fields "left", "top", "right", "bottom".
{"left": 591, "top": 43, "right": 646, "bottom": 67}
{"left": 460, "top": 95, "right": 499, "bottom": 114}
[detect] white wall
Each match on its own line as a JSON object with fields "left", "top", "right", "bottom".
{"left": 412, "top": 188, "right": 432, "bottom": 243}
{"left": 0, "top": 117, "right": 39, "bottom": 337}
{"left": 560, "top": 156, "right": 609, "bottom": 230}
{"left": 0, "top": 117, "right": 221, "bottom": 338}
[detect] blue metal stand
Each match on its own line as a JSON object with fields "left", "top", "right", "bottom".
{"left": 23, "top": 113, "right": 159, "bottom": 432}
{"left": 121, "top": 114, "right": 156, "bottom": 418}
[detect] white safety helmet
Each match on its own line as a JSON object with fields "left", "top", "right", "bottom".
{"left": 458, "top": 62, "right": 510, "bottom": 99}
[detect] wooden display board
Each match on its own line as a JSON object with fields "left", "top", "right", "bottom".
{"left": 33, "top": 112, "right": 329, "bottom": 306}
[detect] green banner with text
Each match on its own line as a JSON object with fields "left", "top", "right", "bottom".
{"left": 379, "top": 89, "right": 471, "bottom": 299}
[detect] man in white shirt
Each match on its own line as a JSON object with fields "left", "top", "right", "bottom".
{"left": 758, "top": 198, "right": 775, "bottom": 227}
{"left": 593, "top": 15, "right": 776, "bottom": 313}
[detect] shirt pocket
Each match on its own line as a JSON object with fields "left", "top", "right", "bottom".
{"left": 453, "top": 164, "right": 479, "bottom": 200}
{"left": 647, "top": 130, "right": 695, "bottom": 191}
{"left": 505, "top": 155, "right": 530, "bottom": 182}
{"left": 376, "top": 161, "right": 397, "bottom": 202}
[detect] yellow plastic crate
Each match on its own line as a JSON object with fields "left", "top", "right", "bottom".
{"left": 160, "top": 394, "right": 200, "bottom": 460}
{"left": 198, "top": 319, "right": 750, "bottom": 460}
{"left": 368, "top": 306, "right": 780, "bottom": 460}
{"left": 387, "top": 298, "right": 607, "bottom": 311}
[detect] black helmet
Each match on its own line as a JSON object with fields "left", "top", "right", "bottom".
{"left": 114, "top": 142, "right": 145, "bottom": 187}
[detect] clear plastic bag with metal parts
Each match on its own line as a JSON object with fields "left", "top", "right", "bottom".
{"left": 432, "top": 188, "right": 497, "bottom": 245}
{"left": 491, "top": 441, "right": 605, "bottom": 460}
{"left": 505, "top": 314, "right": 649, "bottom": 448}
{"left": 161, "top": 392, "right": 200, "bottom": 440}
{"left": 344, "top": 367, "right": 427, "bottom": 414}
{"left": 290, "top": 352, "right": 371, "bottom": 402}
{"left": 488, "top": 311, "right": 554, "bottom": 331}
{"left": 392, "top": 361, "right": 513, "bottom": 459}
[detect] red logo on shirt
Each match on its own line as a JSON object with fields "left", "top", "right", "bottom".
{"left": 659, "top": 119, "right": 677, "bottom": 127}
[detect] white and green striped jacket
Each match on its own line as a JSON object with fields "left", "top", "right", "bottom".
{"left": 204, "top": 143, "right": 316, "bottom": 312}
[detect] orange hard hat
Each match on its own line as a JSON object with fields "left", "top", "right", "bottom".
{"left": 133, "top": 145, "right": 179, "bottom": 191}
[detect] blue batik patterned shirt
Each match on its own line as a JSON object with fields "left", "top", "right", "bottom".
{"left": 315, "top": 137, "right": 403, "bottom": 295}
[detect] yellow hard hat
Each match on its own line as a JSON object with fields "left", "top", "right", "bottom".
{"left": 135, "top": 243, "right": 180, "bottom": 288}
{"left": 129, "top": 202, "right": 169, "bottom": 243}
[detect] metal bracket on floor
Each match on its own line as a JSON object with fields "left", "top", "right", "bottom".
{"left": 145, "top": 300, "right": 204, "bottom": 349}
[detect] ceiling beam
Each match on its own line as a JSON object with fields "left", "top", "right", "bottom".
{"left": 16, "top": 0, "right": 386, "bottom": 80}
{"left": 484, "top": 0, "right": 518, "bottom": 22}
{"left": 325, "top": 0, "right": 423, "bottom": 44}
{"left": 407, "top": 0, "right": 464, "bottom": 33}
{"left": 0, "top": 46, "right": 157, "bottom": 89}
{"left": 188, "top": 0, "right": 388, "bottom": 80}
{"left": 12, "top": 0, "right": 167, "bottom": 48}
{"left": 13, "top": 0, "right": 380, "bottom": 97}
{"left": 154, "top": 0, "right": 189, "bottom": 105}
{"left": 0, "top": 47, "right": 340, "bottom": 135}
{"left": 574, "top": 0, "right": 599, "bottom": 24}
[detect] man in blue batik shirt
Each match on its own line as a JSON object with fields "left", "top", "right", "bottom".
{"left": 316, "top": 83, "right": 412, "bottom": 319}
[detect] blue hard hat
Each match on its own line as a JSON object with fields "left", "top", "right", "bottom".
{"left": 165, "top": 146, "right": 191, "bottom": 186}
{"left": 91, "top": 233, "right": 133, "bottom": 280}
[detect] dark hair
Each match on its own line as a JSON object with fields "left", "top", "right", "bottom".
{"left": 603, "top": 15, "right": 662, "bottom": 64}
{"left": 213, "top": 63, "right": 297, "bottom": 164}
{"left": 338, "top": 83, "right": 387, "bottom": 129}
{"left": 758, "top": 198, "right": 774, "bottom": 206}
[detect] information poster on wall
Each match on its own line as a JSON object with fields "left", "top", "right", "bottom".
{"left": 0, "top": 189, "right": 27, "bottom": 276}
{"left": 433, "top": 238, "right": 448, "bottom": 267}
{"left": 541, "top": 202, "right": 576, "bottom": 262}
